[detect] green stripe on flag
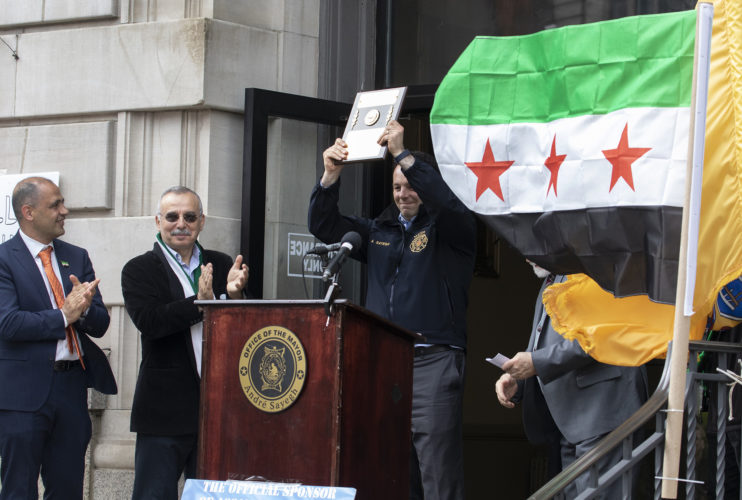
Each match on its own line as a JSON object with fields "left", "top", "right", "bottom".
{"left": 431, "top": 10, "right": 696, "bottom": 126}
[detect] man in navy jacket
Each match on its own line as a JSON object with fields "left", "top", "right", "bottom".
{"left": 0, "top": 177, "right": 116, "bottom": 499}
{"left": 309, "top": 121, "right": 476, "bottom": 500}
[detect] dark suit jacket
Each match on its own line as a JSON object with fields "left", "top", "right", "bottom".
{"left": 121, "top": 243, "right": 232, "bottom": 436}
{"left": 0, "top": 232, "right": 116, "bottom": 412}
{"left": 518, "top": 275, "right": 648, "bottom": 445}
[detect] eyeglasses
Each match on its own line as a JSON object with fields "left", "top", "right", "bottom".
{"left": 160, "top": 212, "right": 200, "bottom": 223}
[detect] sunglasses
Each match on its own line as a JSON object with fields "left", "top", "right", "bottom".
{"left": 161, "top": 212, "right": 200, "bottom": 223}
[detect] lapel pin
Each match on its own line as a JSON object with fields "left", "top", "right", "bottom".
{"left": 60, "top": 260, "right": 70, "bottom": 268}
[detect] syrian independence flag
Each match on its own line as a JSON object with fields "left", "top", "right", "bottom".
{"left": 430, "top": 10, "right": 696, "bottom": 304}
{"left": 541, "top": 0, "right": 742, "bottom": 367}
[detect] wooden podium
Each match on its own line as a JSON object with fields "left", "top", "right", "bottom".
{"left": 196, "top": 299, "right": 419, "bottom": 499}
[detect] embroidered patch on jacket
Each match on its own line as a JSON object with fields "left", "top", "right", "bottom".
{"left": 410, "top": 231, "right": 428, "bottom": 253}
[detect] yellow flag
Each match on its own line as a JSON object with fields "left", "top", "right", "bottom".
{"left": 543, "top": 0, "right": 742, "bottom": 366}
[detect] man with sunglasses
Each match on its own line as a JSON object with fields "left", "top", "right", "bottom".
{"left": 121, "top": 186, "right": 249, "bottom": 500}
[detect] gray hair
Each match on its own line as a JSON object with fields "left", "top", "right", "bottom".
{"left": 157, "top": 186, "right": 203, "bottom": 215}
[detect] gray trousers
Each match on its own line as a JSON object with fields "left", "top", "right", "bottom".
{"left": 409, "top": 349, "right": 466, "bottom": 500}
{"left": 560, "top": 433, "right": 626, "bottom": 500}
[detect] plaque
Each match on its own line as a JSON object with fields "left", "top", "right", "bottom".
{"left": 341, "top": 86, "right": 407, "bottom": 163}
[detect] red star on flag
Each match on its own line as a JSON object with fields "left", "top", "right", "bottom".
{"left": 544, "top": 135, "right": 566, "bottom": 197}
{"left": 601, "top": 123, "right": 651, "bottom": 192}
{"left": 465, "top": 138, "right": 514, "bottom": 201}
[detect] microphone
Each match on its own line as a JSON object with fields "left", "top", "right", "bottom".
{"left": 322, "top": 231, "right": 362, "bottom": 281}
{"left": 306, "top": 242, "right": 342, "bottom": 255}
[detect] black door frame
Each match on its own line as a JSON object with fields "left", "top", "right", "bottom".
{"left": 241, "top": 86, "right": 437, "bottom": 298}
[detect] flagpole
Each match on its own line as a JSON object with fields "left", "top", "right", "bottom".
{"left": 661, "top": 2, "right": 713, "bottom": 498}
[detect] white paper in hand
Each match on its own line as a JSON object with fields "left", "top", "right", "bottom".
{"left": 485, "top": 353, "right": 511, "bottom": 369}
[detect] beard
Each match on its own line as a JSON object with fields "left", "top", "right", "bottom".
{"left": 529, "top": 261, "right": 551, "bottom": 279}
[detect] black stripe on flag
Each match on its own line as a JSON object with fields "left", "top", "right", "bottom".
{"left": 480, "top": 205, "right": 681, "bottom": 304}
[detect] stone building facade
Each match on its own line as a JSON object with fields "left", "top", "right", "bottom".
{"left": 0, "top": 1, "right": 696, "bottom": 498}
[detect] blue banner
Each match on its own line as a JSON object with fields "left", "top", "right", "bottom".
{"left": 181, "top": 479, "right": 357, "bottom": 500}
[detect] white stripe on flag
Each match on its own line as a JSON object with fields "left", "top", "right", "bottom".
{"left": 431, "top": 106, "right": 689, "bottom": 215}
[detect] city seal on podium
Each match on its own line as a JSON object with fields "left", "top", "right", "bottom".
{"left": 239, "top": 326, "right": 307, "bottom": 413}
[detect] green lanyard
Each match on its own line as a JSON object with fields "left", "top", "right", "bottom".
{"left": 156, "top": 233, "right": 203, "bottom": 294}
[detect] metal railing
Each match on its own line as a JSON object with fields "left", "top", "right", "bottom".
{"left": 529, "top": 340, "right": 742, "bottom": 499}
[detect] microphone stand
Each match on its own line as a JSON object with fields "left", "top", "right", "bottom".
{"left": 318, "top": 253, "right": 330, "bottom": 269}
{"left": 323, "top": 270, "right": 342, "bottom": 317}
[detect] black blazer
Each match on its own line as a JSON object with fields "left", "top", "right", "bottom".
{"left": 121, "top": 243, "right": 232, "bottom": 435}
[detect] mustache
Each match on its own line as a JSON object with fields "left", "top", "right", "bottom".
{"left": 170, "top": 228, "right": 192, "bottom": 236}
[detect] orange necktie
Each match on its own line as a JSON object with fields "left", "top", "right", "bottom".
{"left": 39, "top": 246, "right": 86, "bottom": 370}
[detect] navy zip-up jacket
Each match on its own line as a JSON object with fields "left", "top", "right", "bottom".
{"left": 308, "top": 157, "right": 476, "bottom": 348}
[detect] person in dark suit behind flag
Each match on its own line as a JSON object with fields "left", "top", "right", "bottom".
{"left": 0, "top": 176, "right": 117, "bottom": 499}
{"left": 308, "top": 121, "right": 477, "bottom": 500}
{"left": 495, "top": 265, "right": 648, "bottom": 498}
{"left": 121, "top": 186, "right": 248, "bottom": 500}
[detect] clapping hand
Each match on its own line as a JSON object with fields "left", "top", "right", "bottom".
{"left": 227, "top": 255, "right": 249, "bottom": 299}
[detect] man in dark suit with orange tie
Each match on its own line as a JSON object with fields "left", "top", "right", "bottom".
{"left": 0, "top": 176, "right": 116, "bottom": 499}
